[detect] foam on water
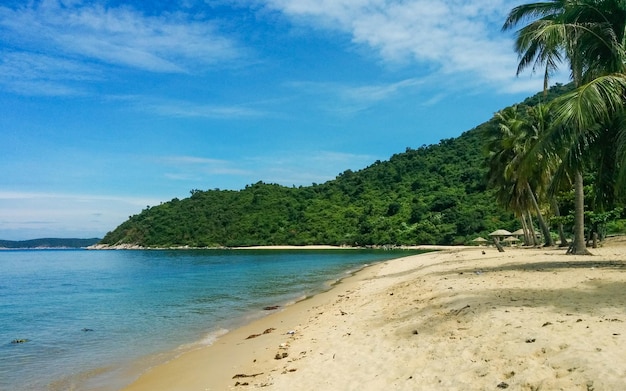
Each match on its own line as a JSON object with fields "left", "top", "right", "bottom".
{"left": 195, "top": 328, "right": 230, "bottom": 347}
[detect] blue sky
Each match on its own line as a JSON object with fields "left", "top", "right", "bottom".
{"left": 0, "top": 0, "right": 565, "bottom": 240}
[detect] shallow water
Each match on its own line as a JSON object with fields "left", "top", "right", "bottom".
{"left": 0, "top": 249, "right": 420, "bottom": 390}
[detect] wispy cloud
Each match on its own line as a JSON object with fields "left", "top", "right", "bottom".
{"left": 0, "top": 51, "right": 99, "bottom": 96}
{"left": 155, "top": 150, "right": 377, "bottom": 187}
{"left": 161, "top": 156, "right": 231, "bottom": 165}
{"left": 246, "top": 150, "right": 378, "bottom": 185}
{"left": 287, "top": 78, "right": 425, "bottom": 115}
{"left": 0, "top": 1, "right": 241, "bottom": 71}
{"left": 0, "top": 190, "right": 162, "bottom": 206}
{"left": 340, "top": 78, "right": 424, "bottom": 103}
{"left": 0, "top": 191, "right": 165, "bottom": 239}
{"left": 143, "top": 99, "right": 268, "bottom": 119}
{"left": 157, "top": 155, "right": 252, "bottom": 181}
{"left": 0, "top": 1, "right": 243, "bottom": 95}
{"left": 106, "top": 94, "right": 270, "bottom": 119}
{"left": 263, "top": 0, "right": 559, "bottom": 93}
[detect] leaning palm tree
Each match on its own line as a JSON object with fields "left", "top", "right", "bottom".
{"left": 487, "top": 105, "right": 555, "bottom": 246}
{"left": 485, "top": 108, "right": 528, "bottom": 233}
{"left": 503, "top": 0, "right": 626, "bottom": 254}
{"left": 522, "top": 104, "right": 556, "bottom": 246}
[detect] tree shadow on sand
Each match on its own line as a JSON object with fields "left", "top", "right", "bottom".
{"left": 452, "top": 259, "right": 626, "bottom": 274}
{"left": 401, "top": 259, "right": 626, "bottom": 335}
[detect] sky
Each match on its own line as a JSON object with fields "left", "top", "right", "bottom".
{"left": 0, "top": 0, "right": 568, "bottom": 240}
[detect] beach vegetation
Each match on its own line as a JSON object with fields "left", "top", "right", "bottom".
{"left": 500, "top": 0, "right": 626, "bottom": 254}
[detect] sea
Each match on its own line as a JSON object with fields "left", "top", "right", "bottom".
{"left": 0, "top": 248, "right": 423, "bottom": 391}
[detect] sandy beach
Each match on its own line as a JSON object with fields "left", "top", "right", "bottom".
{"left": 122, "top": 238, "right": 626, "bottom": 390}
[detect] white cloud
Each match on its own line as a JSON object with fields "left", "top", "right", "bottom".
{"left": 0, "top": 1, "right": 240, "bottom": 71}
{"left": 263, "top": 0, "right": 556, "bottom": 93}
{"left": 0, "top": 1, "right": 244, "bottom": 95}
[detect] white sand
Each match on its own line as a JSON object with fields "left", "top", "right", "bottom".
{"left": 122, "top": 238, "right": 626, "bottom": 390}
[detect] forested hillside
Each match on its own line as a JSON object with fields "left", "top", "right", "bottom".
{"left": 104, "top": 84, "right": 614, "bottom": 248}
{"left": 101, "top": 115, "right": 520, "bottom": 247}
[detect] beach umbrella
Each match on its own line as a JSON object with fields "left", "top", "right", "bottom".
{"left": 503, "top": 236, "right": 520, "bottom": 246}
{"left": 488, "top": 229, "right": 512, "bottom": 237}
{"left": 472, "top": 237, "right": 488, "bottom": 246}
{"left": 511, "top": 229, "right": 525, "bottom": 236}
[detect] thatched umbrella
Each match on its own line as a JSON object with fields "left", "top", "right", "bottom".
{"left": 511, "top": 229, "right": 525, "bottom": 236}
{"left": 488, "top": 229, "right": 512, "bottom": 252}
{"left": 472, "top": 237, "right": 488, "bottom": 246}
{"left": 489, "top": 229, "right": 512, "bottom": 237}
{"left": 503, "top": 236, "right": 520, "bottom": 246}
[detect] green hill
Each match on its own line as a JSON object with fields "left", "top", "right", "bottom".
{"left": 101, "top": 112, "right": 519, "bottom": 247}
{"left": 100, "top": 82, "right": 626, "bottom": 248}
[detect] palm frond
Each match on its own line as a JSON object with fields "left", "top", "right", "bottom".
{"left": 502, "top": 1, "right": 568, "bottom": 32}
{"left": 551, "top": 74, "right": 626, "bottom": 132}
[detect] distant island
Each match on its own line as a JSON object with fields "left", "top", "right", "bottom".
{"left": 0, "top": 238, "right": 101, "bottom": 249}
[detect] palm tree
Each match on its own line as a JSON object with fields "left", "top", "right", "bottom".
{"left": 549, "top": 75, "right": 626, "bottom": 195}
{"left": 503, "top": 0, "right": 626, "bottom": 254}
{"left": 486, "top": 105, "right": 555, "bottom": 246}
{"left": 523, "top": 104, "right": 556, "bottom": 246}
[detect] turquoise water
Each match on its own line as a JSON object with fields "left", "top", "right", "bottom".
{"left": 0, "top": 249, "right": 420, "bottom": 391}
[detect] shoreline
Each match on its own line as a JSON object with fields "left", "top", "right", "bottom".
{"left": 120, "top": 253, "right": 397, "bottom": 391}
{"left": 88, "top": 244, "right": 355, "bottom": 250}
{"left": 87, "top": 243, "right": 465, "bottom": 251}
{"left": 121, "top": 239, "right": 626, "bottom": 390}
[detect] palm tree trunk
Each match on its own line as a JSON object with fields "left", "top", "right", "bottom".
{"left": 569, "top": 170, "right": 591, "bottom": 255}
{"left": 493, "top": 237, "right": 505, "bottom": 252}
{"left": 526, "top": 182, "right": 554, "bottom": 246}
{"left": 526, "top": 210, "right": 537, "bottom": 246}
{"left": 520, "top": 215, "right": 530, "bottom": 245}
{"left": 551, "top": 199, "right": 568, "bottom": 247}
